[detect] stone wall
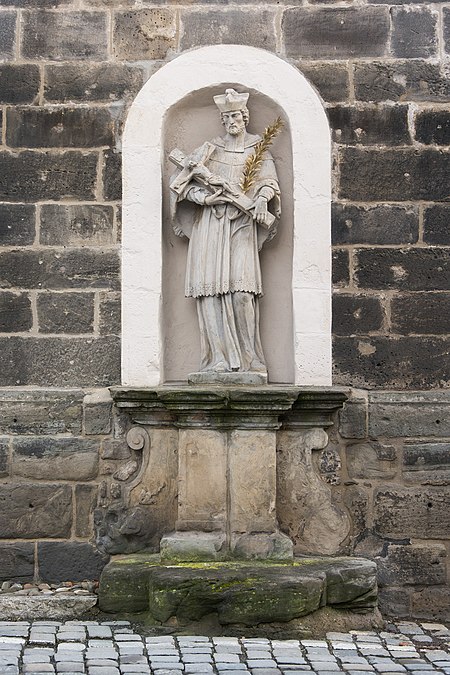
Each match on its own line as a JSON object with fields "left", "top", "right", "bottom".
{"left": 0, "top": 0, "right": 449, "bottom": 617}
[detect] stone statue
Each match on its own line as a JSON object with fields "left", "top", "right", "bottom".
{"left": 169, "top": 89, "right": 281, "bottom": 383}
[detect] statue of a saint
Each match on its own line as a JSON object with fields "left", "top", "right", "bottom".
{"left": 169, "top": 89, "right": 281, "bottom": 382}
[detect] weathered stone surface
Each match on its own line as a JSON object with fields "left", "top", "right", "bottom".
{"left": 328, "top": 104, "right": 410, "bottom": 145}
{"left": 403, "top": 442, "right": 450, "bottom": 483}
{"left": 392, "top": 293, "right": 450, "bottom": 334}
{"left": 0, "top": 336, "right": 120, "bottom": 387}
{"left": 334, "top": 336, "right": 450, "bottom": 389}
{"left": 374, "top": 486, "right": 450, "bottom": 538}
{"left": 181, "top": 9, "right": 276, "bottom": 51}
{"left": 0, "top": 203, "right": 35, "bottom": 246}
{"left": 0, "top": 292, "right": 32, "bottom": 332}
{"left": 160, "top": 532, "right": 227, "bottom": 563}
{"left": 355, "top": 248, "right": 449, "bottom": 291}
{"left": 0, "top": 11, "right": 16, "bottom": 59}
{"left": 37, "top": 292, "right": 95, "bottom": 334}
{"left": 40, "top": 204, "right": 114, "bottom": 247}
{"left": 424, "top": 204, "right": 450, "bottom": 245}
{"left": 103, "top": 150, "right": 121, "bottom": 201}
{"left": 44, "top": 63, "right": 143, "bottom": 102}
{"left": 339, "top": 399, "right": 367, "bottom": 439}
{"left": 22, "top": 10, "right": 108, "bottom": 60}
{"left": 415, "top": 110, "right": 450, "bottom": 145}
{"left": 368, "top": 392, "right": 450, "bottom": 438}
{"left": 332, "top": 294, "right": 383, "bottom": 335}
{"left": 378, "top": 588, "right": 410, "bottom": 619}
{"left": 339, "top": 148, "right": 450, "bottom": 201}
{"left": 377, "top": 544, "right": 447, "bottom": 586}
{"left": 75, "top": 484, "right": 97, "bottom": 538}
{"left": 346, "top": 442, "right": 397, "bottom": 480}
{"left": 296, "top": 62, "right": 349, "bottom": 103}
{"left": 344, "top": 486, "right": 369, "bottom": 542}
{"left": 0, "top": 64, "right": 39, "bottom": 103}
{"left": 332, "top": 249, "right": 350, "bottom": 287}
{"left": 0, "top": 437, "right": 9, "bottom": 477}
{"left": 0, "top": 595, "right": 97, "bottom": 621}
{"left": 0, "top": 483, "right": 72, "bottom": 538}
{"left": 99, "top": 292, "right": 121, "bottom": 336}
{"left": 354, "top": 60, "right": 450, "bottom": 103}
{"left": 318, "top": 558, "right": 378, "bottom": 610}
{"left": 12, "top": 436, "right": 99, "bottom": 480}
{"left": 0, "top": 388, "right": 83, "bottom": 435}
{"left": 101, "top": 438, "right": 130, "bottom": 460}
{"left": 0, "top": 248, "right": 119, "bottom": 290}
{"left": 391, "top": 7, "right": 437, "bottom": 59}
{"left": 283, "top": 7, "right": 389, "bottom": 58}
{"left": 0, "top": 150, "right": 98, "bottom": 202}
{"left": 83, "top": 389, "right": 112, "bottom": 435}
{"left": 38, "top": 542, "right": 109, "bottom": 584}
{"left": 332, "top": 203, "right": 418, "bottom": 246}
{"left": 113, "top": 9, "right": 176, "bottom": 60}
{"left": 445, "top": 8, "right": 450, "bottom": 56}
{"left": 411, "top": 587, "right": 450, "bottom": 621}
{"left": 0, "top": 543, "right": 34, "bottom": 582}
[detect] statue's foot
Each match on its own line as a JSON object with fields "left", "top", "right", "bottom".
{"left": 204, "top": 360, "right": 229, "bottom": 373}
{"left": 249, "top": 359, "right": 267, "bottom": 373}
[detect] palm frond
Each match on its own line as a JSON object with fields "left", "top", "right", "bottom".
{"left": 240, "top": 116, "right": 284, "bottom": 193}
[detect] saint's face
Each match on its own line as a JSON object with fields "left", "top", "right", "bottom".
{"left": 222, "top": 111, "right": 246, "bottom": 136}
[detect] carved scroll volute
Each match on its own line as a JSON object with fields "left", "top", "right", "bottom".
{"left": 112, "top": 426, "right": 150, "bottom": 489}
{"left": 127, "top": 426, "right": 150, "bottom": 452}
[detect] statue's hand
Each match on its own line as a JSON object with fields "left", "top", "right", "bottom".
{"left": 252, "top": 196, "right": 270, "bottom": 225}
{"left": 205, "top": 189, "right": 232, "bottom": 206}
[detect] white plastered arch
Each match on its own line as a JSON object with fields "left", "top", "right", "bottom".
{"left": 122, "top": 45, "right": 331, "bottom": 386}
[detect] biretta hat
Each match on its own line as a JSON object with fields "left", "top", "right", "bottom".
{"left": 213, "top": 88, "right": 249, "bottom": 113}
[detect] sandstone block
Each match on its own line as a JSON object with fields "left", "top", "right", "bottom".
{"left": 101, "top": 438, "right": 130, "bottom": 460}
{"left": 338, "top": 399, "right": 367, "bottom": 439}
{"left": 103, "top": 150, "right": 121, "bottom": 201}
{"left": 415, "top": 110, "right": 450, "bottom": 146}
{"left": 368, "top": 392, "right": 450, "bottom": 438}
{"left": 0, "top": 437, "right": 9, "bottom": 478}
{"left": 328, "top": 104, "right": 410, "bottom": 145}
{"left": 332, "top": 249, "right": 350, "bottom": 287}
{"left": 38, "top": 542, "right": 109, "bottom": 584}
{"left": 403, "top": 442, "right": 450, "bottom": 483}
{"left": 354, "top": 60, "right": 450, "bottom": 103}
{"left": 0, "top": 292, "right": 32, "bottom": 333}
{"left": 44, "top": 63, "right": 143, "bottom": 102}
{"left": 0, "top": 64, "right": 39, "bottom": 104}
{"left": 411, "top": 587, "right": 450, "bottom": 622}
{"left": 83, "top": 389, "right": 112, "bottom": 435}
{"left": 12, "top": 436, "right": 99, "bottom": 481}
{"left": 75, "top": 484, "right": 98, "bottom": 538}
{"left": 392, "top": 293, "right": 450, "bottom": 335}
{"left": 377, "top": 544, "right": 447, "bottom": 586}
{"left": 339, "top": 147, "right": 450, "bottom": 201}
{"left": 391, "top": 7, "right": 437, "bottom": 59}
{"left": 181, "top": 9, "right": 276, "bottom": 51}
{"left": 296, "top": 62, "right": 349, "bottom": 103}
{"left": 283, "top": 7, "right": 389, "bottom": 59}
{"left": 332, "top": 294, "right": 383, "bottom": 336}
{"left": 374, "top": 486, "right": 450, "bottom": 539}
{"left": 344, "top": 486, "right": 368, "bottom": 541}
{"left": 378, "top": 588, "right": 410, "bottom": 619}
{"left": 445, "top": 8, "right": 450, "bottom": 56}
{"left": 332, "top": 203, "right": 418, "bottom": 246}
{"left": 0, "top": 543, "right": 34, "bottom": 583}
{"left": 0, "top": 11, "right": 16, "bottom": 59}
{"left": 355, "top": 248, "right": 449, "bottom": 291}
{"left": 0, "top": 388, "right": 83, "bottom": 435}
{"left": 0, "top": 483, "right": 72, "bottom": 538}
{"left": 113, "top": 9, "right": 176, "bottom": 60}
{"left": 0, "top": 203, "right": 35, "bottom": 246}
{"left": 21, "top": 10, "right": 108, "bottom": 60}
{"left": 37, "top": 292, "right": 95, "bottom": 334}
{"left": 424, "top": 205, "right": 450, "bottom": 245}
{"left": 40, "top": 204, "right": 114, "bottom": 247}
{"left": 346, "top": 442, "right": 397, "bottom": 480}
{"left": 0, "top": 150, "right": 98, "bottom": 202}
{"left": 99, "top": 292, "right": 121, "bottom": 336}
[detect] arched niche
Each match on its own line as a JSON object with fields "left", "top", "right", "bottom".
{"left": 122, "top": 45, "right": 331, "bottom": 387}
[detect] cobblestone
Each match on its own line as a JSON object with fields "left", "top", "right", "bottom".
{"left": 0, "top": 621, "right": 448, "bottom": 674}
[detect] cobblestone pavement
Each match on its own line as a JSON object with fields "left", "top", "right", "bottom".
{"left": 0, "top": 619, "right": 449, "bottom": 675}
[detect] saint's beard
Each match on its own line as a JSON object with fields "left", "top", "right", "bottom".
{"left": 225, "top": 120, "right": 246, "bottom": 136}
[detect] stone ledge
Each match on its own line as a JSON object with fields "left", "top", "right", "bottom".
{"left": 0, "top": 594, "right": 97, "bottom": 621}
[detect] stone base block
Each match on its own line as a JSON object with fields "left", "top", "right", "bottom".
{"left": 188, "top": 371, "right": 267, "bottom": 385}
{"left": 232, "top": 531, "right": 294, "bottom": 560}
{"left": 98, "top": 554, "right": 378, "bottom": 636}
{"left": 160, "top": 531, "right": 227, "bottom": 562}
{"left": 0, "top": 595, "right": 97, "bottom": 621}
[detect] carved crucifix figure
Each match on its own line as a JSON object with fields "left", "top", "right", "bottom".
{"left": 170, "top": 89, "right": 281, "bottom": 379}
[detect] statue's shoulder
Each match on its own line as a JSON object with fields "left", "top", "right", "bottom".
{"left": 210, "top": 136, "right": 225, "bottom": 147}
{"left": 245, "top": 133, "right": 262, "bottom": 148}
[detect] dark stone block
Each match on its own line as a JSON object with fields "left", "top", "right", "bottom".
{"left": 1, "top": 0, "right": 71, "bottom": 6}
{"left": 328, "top": 104, "right": 410, "bottom": 145}
{"left": 374, "top": 486, "right": 450, "bottom": 538}
{"left": 37, "top": 292, "right": 95, "bottom": 334}
{"left": 411, "top": 587, "right": 450, "bottom": 621}
{"left": 0, "top": 544, "right": 34, "bottom": 583}
{"left": 333, "top": 294, "right": 383, "bottom": 335}
{"left": 83, "top": 390, "right": 112, "bottom": 435}
{"left": 99, "top": 292, "right": 121, "bottom": 336}
{"left": 0, "top": 336, "right": 120, "bottom": 387}
{"left": 332, "top": 203, "right": 418, "bottom": 246}
{"left": 6, "top": 106, "right": 114, "bottom": 148}
{"left": 0, "top": 248, "right": 119, "bottom": 290}
{"left": 424, "top": 204, "right": 450, "bottom": 245}
{"left": 75, "top": 484, "right": 98, "bottom": 538}
{"left": 339, "top": 147, "right": 450, "bottom": 201}
{"left": 283, "top": 7, "right": 389, "bottom": 59}
{"left": 0, "top": 150, "right": 97, "bottom": 202}
{"left": 40, "top": 204, "right": 114, "bottom": 246}
{"left": 113, "top": 9, "right": 176, "bottom": 60}
{"left": 0, "top": 437, "right": 9, "bottom": 477}
{"left": 333, "top": 336, "right": 450, "bottom": 388}
{"left": 445, "top": 8, "right": 450, "bottom": 56}
{"left": 354, "top": 60, "right": 450, "bottom": 103}
{"left": 355, "top": 248, "right": 449, "bottom": 291}
{"left": 38, "top": 542, "right": 109, "bottom": 584}
{"left": 0, "top": 203, "right": 35, "bottom": 246}
{"left": 21, "top": 10, "right": 108, "bottom": 60}
{"left": 332, "top": 249, "right": 350, "bottom": 287}
{"left": 0, "top": 11, "right": 16, "bottom": 59}
{"left": 392, "top": 293, "right": 450, "bottom": 335}
{"left": 296, "top": 62, "right": 349, "bottom": 103}
{"left": 103, "top": 150, "right": 122, "bottom": 201}
{"left": 12, "top": 436, "right": 99, "bottom": 481}
{"left": 415, "top": 110, "right": 450, "bottom": 145}
{"left": 378, "top": 588, "right": 410, "bottom": 619}
{"left": 0, "top": 388, "right": 83, "bottom": 435}
{"left": 391, "top": 7, "right": 437, "bottom": 58}
{"left": 403, "top": 443, "right": 450, "bottom": 484}
{"left": 44, "top": 63, "right": 143, "bottom": 103}
{"left": 339, "top": 399, "right": 367, "bottom": 439}
{"left": 0, "top": 292, "right": 32, "bottom": 332}
{"left": 0, "top": 483, "right": 72, "bottom": 538}
{"left": 0, "top": 64, "right": 39, "bottom": 104}
{"left": 180, "top": 9, "right": 276, "bottom": 52}
{"left": 369, "top": 391, "right": 450, "bottom": 438}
